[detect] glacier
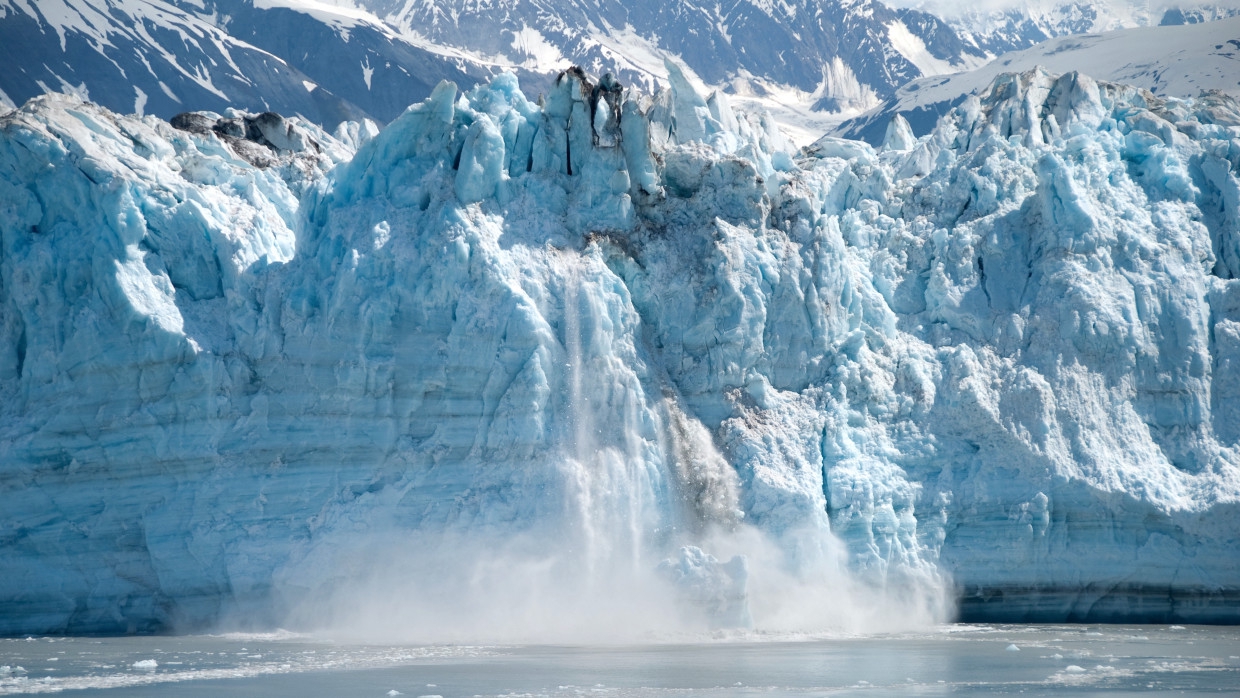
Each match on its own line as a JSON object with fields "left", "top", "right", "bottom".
{"left": 836, "top": 15, "right": 1240, "bottom": 144}
{"left": 1, "top": 64, "right": 1239, "bottom": 637}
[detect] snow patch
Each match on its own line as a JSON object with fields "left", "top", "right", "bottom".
{"left": 157, "top": 81, "right": 180, "bottom": 104}
{"left": 813, "top": 56, "right": 881, "bottom": 112}
{"left": 509, "top": 25, "right": 569, "bottom": 73}
{"left": 252, "top": 0, "right": 385, "bottom": 29}
{"left": 887, "top": 20, "right": 962, "bottom": 77}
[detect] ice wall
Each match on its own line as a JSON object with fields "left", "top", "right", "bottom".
{"left": 1, "top": 66, "right": 1239, "bottom": 635}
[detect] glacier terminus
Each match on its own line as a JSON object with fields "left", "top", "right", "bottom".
{"left": 1, "top": 61, "right": 1239, "bottom": 637}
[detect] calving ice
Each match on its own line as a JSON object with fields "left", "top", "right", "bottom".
{"left": 0, "top": 61, "right": 1238, "bottom": 639}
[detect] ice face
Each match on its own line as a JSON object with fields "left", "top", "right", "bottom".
{"left": 1, "top": 67, "right": 1239, "bottom": 636}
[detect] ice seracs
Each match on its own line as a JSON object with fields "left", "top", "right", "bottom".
{"left": 1, "top": 63, "right": 1239, "bottom": 636}
{"left": 837, "top": 16, "right": 1240, "bottom": 144}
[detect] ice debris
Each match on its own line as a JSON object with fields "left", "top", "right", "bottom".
{"left": 659, "top": 546, "right": 751, "bottom": 628}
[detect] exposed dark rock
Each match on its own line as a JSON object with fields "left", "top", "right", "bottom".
{"left": 170, "top": 110, "right": 314, "bottom": 167}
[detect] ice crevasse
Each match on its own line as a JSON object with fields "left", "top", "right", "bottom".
{"left": 1, "top": 63, "right": 1239, "bottom": 636}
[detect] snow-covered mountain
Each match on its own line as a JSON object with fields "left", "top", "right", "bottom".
{"left": 908, "top": 1, "right": 1240, "bottom": 57}
{"left": 5, "top": 0, "right": 1240, "bottom": 138}
{"left": 835, "top": 15, "right": 1240, "bottom": 143}
{"left": 0, "top": 0, "right": 364, "bottom": 126}
{"left": 2, "top": 63, "right": 1238, "bottom": 635}
{"left": 0, "top": 0, "right": 1002, "bottom": 137}
{"left": 1160, "top": 3, "right": 1240, "bottom": 25}
{"left": 941, "top": 2, "right": 1157, "bottom": 56}
{"left": 354, "top": 0, "right": 989, "bottom": 108}
{"left": 0, "top": 0, "right": 530, "bottom": 128}
{"left": 183, "top": 0, "right": 560, "bottom": 122}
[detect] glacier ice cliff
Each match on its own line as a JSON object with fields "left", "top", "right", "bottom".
{"left": 1, "top": 65, "right": 1239, "bottom": 636}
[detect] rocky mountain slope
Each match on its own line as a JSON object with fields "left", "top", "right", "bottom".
{"left": 0, "top": 0, "right": 995, "bottom": 132}
{"left": 0, "top": 0, "right": 510, "bottom": 128}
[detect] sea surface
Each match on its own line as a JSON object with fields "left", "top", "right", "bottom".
{"left": 1, "top": 624, "right": 1237, "bottom": 696}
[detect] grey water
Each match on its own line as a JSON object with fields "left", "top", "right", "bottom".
{"left": 2, "top": 625, "right": 1238, "bottom": 696}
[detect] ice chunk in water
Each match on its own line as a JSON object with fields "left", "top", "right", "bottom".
{"left": 659, "top": 546, "right": 751, "bottom": 628}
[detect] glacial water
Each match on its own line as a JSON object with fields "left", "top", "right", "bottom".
{"left": 2, "top": 625, "right": 1237, "bottom": 696}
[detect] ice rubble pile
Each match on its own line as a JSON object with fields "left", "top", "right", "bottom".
{"left": 1, "top": 64, "right": 1239, "bottom": 634}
